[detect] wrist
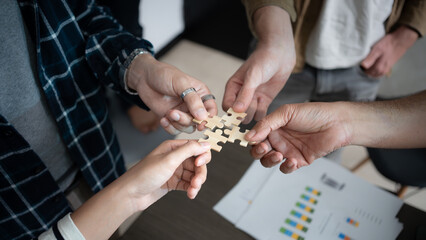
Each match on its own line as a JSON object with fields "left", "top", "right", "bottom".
{"left": 391, "top": 25, "right": 418, "bottom": 49}
{"left": 123, "top": 48, "right": 154, "bottom": 95}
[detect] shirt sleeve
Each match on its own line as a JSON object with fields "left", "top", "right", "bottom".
{"left": 75, "top": 0, "right": 153, "bottom": 109}
{"left": 397, "top": 0, "right": 426, "bottom": 37}
{"left": 38, "top": 213, "right": 85, "bottom": 240}
{"left": 241, "top": 0, "right": 296, "bottom": 38}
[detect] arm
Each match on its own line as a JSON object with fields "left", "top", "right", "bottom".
{"left": 361, "top": 25, "right": 419, "bottom": 78}
{"left": 76, "top": 0, "right": 216, "bottom": 134}
{"left": 222, "top": 4, "right": 295, "bottom": 123}
{"left": 361, "top": 0, "right": 426, "bottom": 77}
{"left": 245, "top": 90, "right": 426, "bottom": 173}
{"left": 41, "top": 140, "right": 211, "bottom": 240}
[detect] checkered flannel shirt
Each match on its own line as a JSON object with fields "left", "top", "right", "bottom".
{"left": 0, "top": 0, "right": 153, "bottom": 239}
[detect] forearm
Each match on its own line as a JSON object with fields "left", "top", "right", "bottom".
{"left": 71, "top": 178, "right": 137, "bottom": 240}
{"left": 346, "top": 91, "right": 426, "bottom": 148}
{"left": 252, "top": 6, "right": 294, "bottom": 49}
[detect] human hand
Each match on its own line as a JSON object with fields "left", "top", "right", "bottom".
{"left": 222, "top": 6, "right": 295, "bottom": 123}
{"left": 71, "top": 140, "right": 211, "bottom": 239}
{"left": 121, "top": 140, "right": 211, "bottom": 211}
{"left": 361, "top": 25, "right": 418, "bottom": 78}
{"left": 127, "top": 54, "right": 217, "bottom": 135}
{"left": 223, "top": 43, "right": 295, "bottom": 123}
{"left": 245, "top": 103, "right": 352, "bottom": 173}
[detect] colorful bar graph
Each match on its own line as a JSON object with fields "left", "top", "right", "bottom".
{"left": 279, "top": 227, "right": 305, "bottom": 240}
{"left": 346, "top": 217, "right": 359, "bottom": 227}
{"left": 305, "top": 186, "right": 321, "bottom": 196}
{"left": 290, "top": 210, "right": 312, "bottom": 223}
{"left": 301, "top": 194, "right": 318, "bottom": 204}
{"left": 338, "top": 233, "right": 352, "bottom": 240}
{"left": 296, "top": 202, "right": 314, "bottom": 213}
{"left": 285, "top": 218, "right": 308, "bottom": 232}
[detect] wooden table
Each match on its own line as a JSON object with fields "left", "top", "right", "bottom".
{"left": 121, "top": 143, "right": 426, "bottom": 240}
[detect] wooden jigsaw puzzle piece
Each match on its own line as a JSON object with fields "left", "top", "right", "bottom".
{"left": 223, "top": 126, "right": 255, "bottom": 147}
{"left": 199, "top": 129, "right": 228, "bottom": 152}
{"left": 222, "top": 108, "right": 247, "bottom": 128}
{"left": 193, "top": 115, "right": 224, "bottom": 130}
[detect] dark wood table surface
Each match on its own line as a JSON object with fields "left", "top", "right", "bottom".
{"left": 121, "top": 143, "right": 426, "bottom": 240}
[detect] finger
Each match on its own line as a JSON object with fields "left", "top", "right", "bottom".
{"left": 364, "top": 56, "right": 388, "bottom": 78}
{"left": 280, "top": 158, "right": 300, "bottom": 174}
{"left": 222, "top": 69, "right": 245, "bottom": 112}
{"left": 245, "top": 105, "right": 292, "bottom": 142}
{"left": 243, "top": 98, "right": 257, "bottom": 124}
{"left": 165, "top": 141, "right": 211, "bottom": 168}
{"left": 195, "top": 151, "right": 212, "bottom": 166}
{"left": 166, "top": 110, "right": 197, "bottom": 134}
{"left": 160, "top": 117, "right": 182, "bottom": 135}
{"left": 180, "top": 85, "right": 209, "bottom": 121}
{"left": 260, "top": 151, "right": 284, "bottom": 168}
{"left": 181, "top": 169, "right": 195, "bottom": 182}
{"left": 250, "top": 140, "right": 272, "bottom": 159}
{"left": 361, "top": 47, "right": 382, "bottom": 70}
{"left": 191, "top": 165, "right": 207, "bottom": 189}
{"left": 203, "top": 96, "right": 218, "bottom": 117}
{"left": 254, "top": 97, "right": 269, "bottom": 122}
{"left": 232, "top": 65, "right": 264, "bottom": 113}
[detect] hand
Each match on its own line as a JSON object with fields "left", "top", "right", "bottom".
{"left": 245, "top": 103, "right": 352, "bottom": 174}
{"left": 71, "top": 140, "right": 211, "bottom": 239}
{"left": 121, "top": 140, "right": 212, "bottom": 211}
{"left": 222, "top": 6, "right": 295, "bottom": 123}
{"left": 127, "top": 54, "right": 217, "bottom": 135}
{"left": 361, "top": 25, "right": 418, "bottom": 78}
{"left": 223, "top": 43, "right": 295, "bottom": 123}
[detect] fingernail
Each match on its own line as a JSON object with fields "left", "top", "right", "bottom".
{"left": 287, "top": 161, "right": 294, "bottom": 168}
{"left": 170, "top": 112, "right": 180, "bottom": 121}
{"left": 233, "top": 101, "right": 244, "bottom": 111}
{"left": 273, "top": 156, "right": 281, "bottom": 163}
{"left": 246, "top": 129, "right": 256, "bottom": 139}
{"left": 256, "top": 146, "right": 265, "bottom": 154}
{"left": 195, "top": 108, "right": 208, "bottom": 119}
{"left": 200, "top": 141, "right": 211, "bottom": 148}
{"left": 197, "top": 158, "right": 205, "bottom": 166}
{"left": 160, "top": 118, "right": 169, "bottom": 127}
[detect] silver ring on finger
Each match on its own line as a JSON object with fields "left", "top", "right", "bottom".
{"left": 201, "top": 94, "right": 216, "bottom": 103}
{"left": 180, "top": 87, "right": 197, "bottom": 100}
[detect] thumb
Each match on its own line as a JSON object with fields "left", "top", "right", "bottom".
{"left": 165, "top": 141, "right": 211, "bottom": 167}
{"left": 245, "top": 105, "right": 293, "bottom": 142}
{"left": 361, "top": 48, "right": 381, "bottom": 69}
{"left": 232, "top": 67, "right": 263, "bottom": 112}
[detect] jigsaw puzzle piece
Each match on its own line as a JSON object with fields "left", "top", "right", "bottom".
{"left": 199, "top": 129, "right": 228, "bottom": 152}
{"left": 222, "top": 108, "right": 247, "bottom": 128}
{"left": 193, "top": 115, "right": 224, "bottom": 130}
{"left": 224, "top": 126, "right": 255, "bottom": 147}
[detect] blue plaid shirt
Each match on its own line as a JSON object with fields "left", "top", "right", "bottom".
{"left": 0, "top": 0, "right": 153, "bottom": 239}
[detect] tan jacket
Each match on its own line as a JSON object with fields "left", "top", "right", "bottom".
{"left": 242, "top": 0, "right": 426, "bottom": 72}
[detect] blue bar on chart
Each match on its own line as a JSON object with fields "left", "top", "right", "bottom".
{"left": 290, "top": 210, "right": 312, "bottom": 223}
{"left": 346, "top": 217, "right": 359, "bottom": 227}
{"left": 305, "top": 186, "right": 321, "bottom": 196}
{"left": 285, "top": 218, "right": 308, "bottom": 232}
{"left": 296, "top": 202, "right": 314, "bottom": 213}
{"left": 300, "top": 194, "right": 318, "bottom": 204}
{"left": 279, "top": 227, "right": 305, "bottom": 240}
{"left": 338, "top": 232, "right": 352, "bottom": 240}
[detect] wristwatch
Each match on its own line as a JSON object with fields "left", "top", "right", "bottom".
{"left": 121, "top": 48, "right": 152, "bottom": 95}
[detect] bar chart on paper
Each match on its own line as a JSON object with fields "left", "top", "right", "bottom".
{"left": 215, "top": 159, "right": 404, "bottom": 240}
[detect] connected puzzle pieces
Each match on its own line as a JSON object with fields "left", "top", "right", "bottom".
{"left": 193, "top": 108, "right": 254, "bottom": 152}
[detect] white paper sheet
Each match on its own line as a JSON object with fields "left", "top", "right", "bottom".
{"left": 214, "top": 158, "right": 403, "bottom": 240}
